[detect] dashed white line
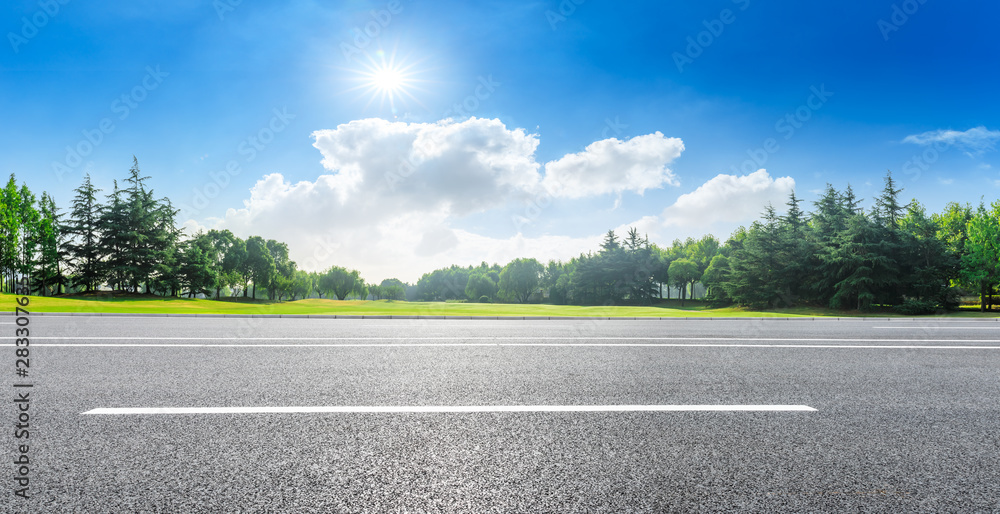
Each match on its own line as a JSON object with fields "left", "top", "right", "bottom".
{"left": 82, "top": 405, "right": 818, "bottom": 415}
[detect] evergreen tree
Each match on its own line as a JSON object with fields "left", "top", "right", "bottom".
{"left": 0, "top": 175, "right": 20, "bottom": 292}
{"left": 64, "top": 174, "right": 105, "bottom": 292}
{"left": 724, "top": 205, "right": 783, "bottom": 307}
{"left": 16, "top": 184, "right": 40, "bottom": 287}
{"left": 35, "top": 193, "right": 68, "bottom": 295}
{"left": 777, "top": 191, "right": 812, "bottom": 303}
{"left": 824, "top": 213, "right": 897, "bottom": 311}
{"left": 98, "top": 181, "right": 130, "bottom": 291}
{"left": 808, "top": 184, "right": 851, "bottom": 302}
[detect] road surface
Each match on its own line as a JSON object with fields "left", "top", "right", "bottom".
{"left": 7, "top": 316, "right": 1000, "bottom": 512}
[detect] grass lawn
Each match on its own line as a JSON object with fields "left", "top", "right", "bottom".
{"left": 2, "top": 293, "right": 998, "bottom": 318}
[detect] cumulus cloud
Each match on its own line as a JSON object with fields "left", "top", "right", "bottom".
{"left": 903, "top": 126, "right": 1000, "bottom": 154}
{"left": 310, "top": 117, "right": 542, "bottom": 215}
{"left": 542, "top": 132, "right": 684, "bottom": 198}
{"left": 195, "top": 117, "right": 683, "bottom": 282}
{"left": 659, "top": 170, "right": 795, "bottom": 228}
{"left": 207, "top": 173, "right": 599, "bottom": 281}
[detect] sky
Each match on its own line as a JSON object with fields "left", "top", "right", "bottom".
{"left": 3, "top": 0, "right": 999, "bottom": 283}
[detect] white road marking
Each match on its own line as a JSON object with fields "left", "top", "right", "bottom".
{"left": 82, "top": 404, "right": 818, "bottom": 415}
{"left": 15, "top": 336, "right": 1000, "bottom": 342}
{"left": 874, "top": 326, "right": 1000, "bottom": 330}
{"left": 28, "top": 343, "right": 1000, "bottom": 349}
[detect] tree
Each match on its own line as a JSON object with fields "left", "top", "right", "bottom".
{"left": 98, "top": 180, "right": 130, "bottom": 291}
{"left": 318, "top": 266, "right": 361, "bottom": 300}
{"left": 178, "top": 234, "right": 218, "bottom": 298}
{"left": 64, "top": 174, "right": 104, "bottom": 292}
{"left": 823, "top": 213, "right": 897, "bottom": 311}
{"left": 206, "top": 229, "right": 241, "bottom": 299}
{"left": 380, "top": 278, "right": 406, "bottom": 300}
{"left": 264, "top": 239, "right": 295, "bottom": 300}
{"left": 723, "top": 206, "right": 783, "bottom": 308}
{"left": 149, "top": 197, "right": 181, "bottom": 296}
{"left": 245, "top": 236, "right": 274, "bottom": 300}
{"left": 35, "top": 193, "right": 68, "bottom": 295}
{"left": 963, "top": 201, "right": 1000, "bottom": 311}
{"left": 600, "top": 230, "right": 620, "bottom": 252}
{"left": 668, "top": 258, "right": 699, "bottom": 306}
{"left": 465, "top": 272, "right": 498, "bottom": 302}
{"left": 16, "top": 183, "right": 39, "bottom": 289}
{"left": 898, "top": 202, "right": 956, "bottom": 308}
{"left": 498, "top": 258, "right": 543, "bottom": 303}
{"left": 290, "top": 270, "right": 313, "bottom": 300}
{"left": 701, "top": 254, "right": 731, "bottom": 305}
{"left": 808, "top": 184, "right": 852, "bottom": 303}
{"left": 0, "top": 175, "right": 21, "bottom": 292}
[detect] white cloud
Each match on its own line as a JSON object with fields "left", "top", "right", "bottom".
{"left": 659, "top": 170, "right": 795, "bottom": 228}
{"left": 194, "top": 118, "right": 683, "bottom": 282}
{"left": 903, "top": 126, "right": 1000, "bottom": 154}
{"left": 310, "top": 117, "right": 543, "bottom": 215}
{"left": 541, "top": 132, "right": 683, "bottom": 198}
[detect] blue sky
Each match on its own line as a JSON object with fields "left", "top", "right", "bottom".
{"left": 3, "top": 0, "right": 999, "bottom": 282}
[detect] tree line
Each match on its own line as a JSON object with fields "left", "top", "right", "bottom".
{"left": 414, "top": 172, "right": 999, "bottom": 313}
{"left": 2, "top": 163, "right": 998, "bottom": 312}
{"left": 0, "top": 159, "right": 411, "bottom": 301}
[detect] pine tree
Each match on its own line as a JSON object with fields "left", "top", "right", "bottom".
{"left": 64, "top": 174, "right": 105, "bottom": 292}
{"left": 35, "top": 193, "right": 68, "bottom": 295}
{"left": 121, "top": 157, "right": 160, "bottom": 291}
{"left": 777, "top": 191, "right": 812, "bottom": 303}
{"left": 0, "top": 175, "right": 20, "bottom": 292}
{"left": 824, "top": 213, "right": 897, "bottom": 311}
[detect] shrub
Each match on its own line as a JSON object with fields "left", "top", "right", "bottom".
{"left": 893, "top": 298, "right": 938, "bottom": 315}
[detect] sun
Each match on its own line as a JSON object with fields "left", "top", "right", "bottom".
{"left": 371, "top": 66, "right": 405, "bottom": 94}
{"left": 347, "top": 48, "right": 426, "bottom": 117}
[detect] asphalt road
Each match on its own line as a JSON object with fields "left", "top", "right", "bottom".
{"left": 7, "top": 316, "right": 1000, "bottom": 512}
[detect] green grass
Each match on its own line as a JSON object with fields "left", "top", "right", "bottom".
{"left": 3, "top": 293, "right": 998, "bottom": 318}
